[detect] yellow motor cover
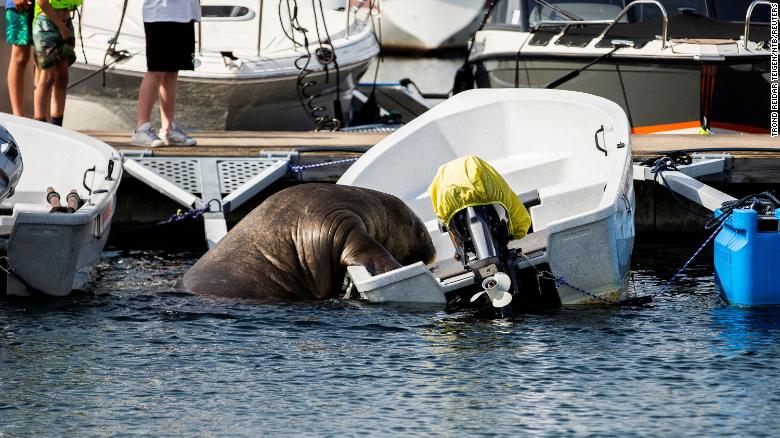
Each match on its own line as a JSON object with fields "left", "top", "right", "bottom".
{"left": 429, "top": 156, "right": 531, "bottom": 240}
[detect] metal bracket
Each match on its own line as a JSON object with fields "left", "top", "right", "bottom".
{"left": 634, "top": 153, "right": 736, "bottom": 212}
{"left": 633, "top": 153, "right": 732, "bottom": 181}
{"left": 122, "top": 152, "right": 291, "bottom": 247}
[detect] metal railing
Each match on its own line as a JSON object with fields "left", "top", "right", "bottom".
{"left": 257, "top": 0, "right": 264, "bottom": 56}
{"left": 533, "top": 19, "right": 614, "bottom": 29}
{"left": 744, "top": 0, "right": 772, "bottom": 48}
{"left": 596, "top": 0, "right": 668, "bottom": 49}
{"left": 532, "top": 0, "right": 669, "bottom": 50}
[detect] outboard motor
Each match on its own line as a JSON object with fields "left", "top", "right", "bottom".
{"left": 445, "top": 204, "right": 515, "bottom": 316}
{"left": 430, "top": 156, "right": 559, "bottom": 317}
{"left": 445, "top": 204, "right": 560, "bottom": 317}
{"left": 0, "top": 124, "right": 23, "bottom": 204}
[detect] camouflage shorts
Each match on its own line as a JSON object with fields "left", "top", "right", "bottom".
{"left": 5, "top": 8, "right": 33, "bottom": 46}
{"left": 32, "top": 15, "right": 75, "bottom": 70}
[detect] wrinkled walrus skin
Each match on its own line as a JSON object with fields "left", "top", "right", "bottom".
{"left": 180, "top": 184, "right": 436, "bottom": 300}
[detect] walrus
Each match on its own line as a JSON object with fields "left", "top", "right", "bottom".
{"left": 180, "top": 184, "right": 436, "bottom": 300}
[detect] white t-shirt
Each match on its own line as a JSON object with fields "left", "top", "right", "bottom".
{"left": 143, "top": 0, "right": 202, "bottom": 23}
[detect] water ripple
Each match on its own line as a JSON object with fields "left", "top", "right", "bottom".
{"left": 1, "top": 244, "right": 780, "bottom": 436}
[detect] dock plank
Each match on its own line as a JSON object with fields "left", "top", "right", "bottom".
{"left": 83, "top": 130, "right": 388, "bottom": 154}
{"left": 86, "top": 130, "right": 778, "bottom": 156}
{"left": 631, "top": 134, "right": 779, "bottom": 156}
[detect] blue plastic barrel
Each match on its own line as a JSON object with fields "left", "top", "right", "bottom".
{"left": 714, "top": 208, "right": 780, "bottom": 306}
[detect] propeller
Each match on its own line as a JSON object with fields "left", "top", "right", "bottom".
{"left": 471, "top": 272, "right": 513, "bottom": 308}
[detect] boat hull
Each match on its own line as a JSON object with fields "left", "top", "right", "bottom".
{"left": 549, "top": 176, "right": 635, "bottom": 304}
{"left": 65, "top": 59, "right": 372, "bottom": 131}
{"left": 473, "top": 55, "right": 771, "bottom": 134}
{"left": 379, "top": 0, "right": 485, "bottom": 52}
{"left": 0, "top": 115, "right": 121, "bottom": 297}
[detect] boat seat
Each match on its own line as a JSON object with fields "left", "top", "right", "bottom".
{"left": 531, "top": 179, "right": 607, "bottom": 230}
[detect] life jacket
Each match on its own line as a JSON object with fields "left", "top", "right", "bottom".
{"left": 34, "top": 0, "right": 83, "bottom": 19}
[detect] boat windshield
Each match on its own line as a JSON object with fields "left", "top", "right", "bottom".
{"left": 486, "top": 0, "right": 712, "bottom": 29}
{"left": 712, "top": 0, "right": 770, "bottom": 22}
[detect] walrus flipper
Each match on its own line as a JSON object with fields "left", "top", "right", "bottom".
{"left": 341, "top": 231, "right": 403, "bottom": 275}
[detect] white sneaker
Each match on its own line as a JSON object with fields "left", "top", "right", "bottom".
{"left": 131, "top": 123, "right": 164, "bottom": 147}
{"left": 161, "top": 123, "right": 197, "bottom": 146}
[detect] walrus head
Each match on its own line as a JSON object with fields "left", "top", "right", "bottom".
{"left": 398, "top": 215, "right": 437, "bottom": 266}
{"left": 373, "top": 194, "right": 437, "bottom": 268}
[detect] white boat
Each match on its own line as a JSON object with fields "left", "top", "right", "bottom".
{"left": 0, "top": 114, "right": 121, "bottom": 297}
{"left": 339, "top": 88, "right": 635, "bottom": 305}
{"left": 378, "top": 0, "right": 487, "bottom": 51}
{"left": 66, "top": 0, "right": 380, "bottom": 131}
{"left": 467, "top": 0, "right": 773, "bottom": 134}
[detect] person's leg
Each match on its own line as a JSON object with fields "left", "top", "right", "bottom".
{"left": 34, "top": 67, "right": 54, "bottom": 121}
{"left": 159, "top": 71, "right": 195, "bottom": 146}
{"left": 158, "top": 71, "right": 178, "bottom": 132}
{"left": 135, "top": 71, "right": 164, "bottom": 129}
{"left": 6, "top": 44, "right": 31, "bottom": 116}
{"left": 66, "top": 189, "right": 80, "bottom": 211}
{"left": 33, "top": 66, "right": 46, "bottom": 117}
{"left": 31, "top": 14, "right": 57, "bottom": 122}
{"left": 50, "top": 60, "right": 69, "bottom": 125}
{"left": 131, "top": 71, "right": 165, "bottom": 146}
{"left": 46, "top": 187, "right": 61, "bottom": 208}
{"left": 157, "top": 21, "right": 196, "bottom": 145}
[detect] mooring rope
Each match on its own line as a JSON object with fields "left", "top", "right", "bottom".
{"left": 650, "top": 219, "right": 727, "bottom": 298}
{"left": 651, "top": 156, "right": 711, "bottom": 219}
{"left": 537, "top": 271, "right": 619, "bottom": 304}
{"left": 0, "top": 256, "right": 45, "bottom": 296}
{"left": 288, "top": 157, "right": 360, "bottom": 175}
{"left": 647, "top": 156, "right": 780, "bottom": 298}
{"left": 515, "top": 251, "right": 648, "bottom": 305}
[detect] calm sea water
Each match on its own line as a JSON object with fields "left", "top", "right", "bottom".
{"left": 2, "top": 242, "right": 780, "bottom": 437}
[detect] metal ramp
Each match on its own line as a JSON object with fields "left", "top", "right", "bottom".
{"left": 633, "top": 153, "right": 736, "bottom": 211}
{"left": 122, "top": 152, "right": 290, "bottom": 247}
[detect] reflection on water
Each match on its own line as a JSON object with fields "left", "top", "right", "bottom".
{"left": 2, "top": 243, "right": 780, "bottom": 436}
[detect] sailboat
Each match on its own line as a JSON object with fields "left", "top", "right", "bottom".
{"left": 67, "top": 0, "right": 380, "bottom": 131}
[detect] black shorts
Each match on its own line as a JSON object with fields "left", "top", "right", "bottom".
{"left": 144, "top": 21, "right": 196, "bottom": 72}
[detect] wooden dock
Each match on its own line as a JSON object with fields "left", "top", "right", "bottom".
{"left": 85, "top": 130, "right": 779, "bottom": 184}
{"left": 87, "top": 129, "right": 777, "bottom": 238}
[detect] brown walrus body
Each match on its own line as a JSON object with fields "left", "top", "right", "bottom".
{"left": 180, "top": 184, "right": 436, "bottom": 300}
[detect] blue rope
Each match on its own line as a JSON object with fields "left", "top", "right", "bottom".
{"left": 651, "top": 217, "right": 728, "bottom": 297}
{"left": 288, "top": 157, "right": 360, "bottom": 174}
{"left": 155, "top": 206, "right": 209, "bottom": 225}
